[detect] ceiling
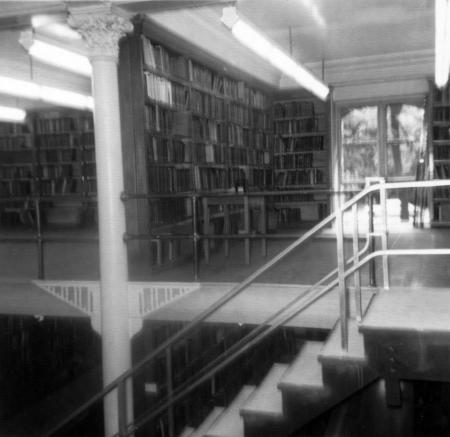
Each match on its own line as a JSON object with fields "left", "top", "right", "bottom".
{"left": 0, "top": 0, "right": 437, "bottom": 110}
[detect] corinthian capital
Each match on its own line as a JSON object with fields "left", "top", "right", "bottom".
{"left": 68, "top": 4, "right": 133, "bottom": 60}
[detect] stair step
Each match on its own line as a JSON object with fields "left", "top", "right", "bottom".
{"left": 318, "top": 318, "right": 366, "bottom": 365}
{"left": 277, "top": 341, "right": 331, "bottom": 430}
{"left": 278, "top": 341, "right": 325, "bottom": 390}
{"left": 241, "top": 363, "right": 288, "bottom": 418}
{"left": 205, "top": 386, "right": 255, "bottom": 437}
{"left": 191, "top": 406, "right": 225, "bottom": 437}
{"left": 179, "top": 426, "right": 195, "bottom": 437}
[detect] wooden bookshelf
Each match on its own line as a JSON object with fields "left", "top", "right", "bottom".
{"left": 119, "top": 19, "right": 274, "bottom": 257}
{"left": 0, "top": 111, "right": 96, "bottom": 228}
{"left": 430, "top": 81, "right": 450, "bottom": 226}
{"left": 0, "top": 121, "right": 34, "bottom": 199}
{"left": 272, "top": 98, "right": 329, "bottom": 223}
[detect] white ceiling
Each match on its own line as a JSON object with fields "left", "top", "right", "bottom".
{"left": 0, "top": 0, "right": 437, "bottom": 109}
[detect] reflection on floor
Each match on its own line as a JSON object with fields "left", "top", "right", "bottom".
{"left": 1, "top": 223, "right": 448, "bottom": 287}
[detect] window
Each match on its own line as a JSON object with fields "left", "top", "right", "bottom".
{"left": 340, "top": 100, "right": 426, "bottom": 185}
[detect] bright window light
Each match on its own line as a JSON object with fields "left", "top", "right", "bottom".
{"left": 221, "top": 7, "right": 329, "bottom": 100}
{"left": 0, "top": 105, "right": 26, "bottom": 123}
{"left": 0, "top": 75, "right": 93, "bottom": 111}
{"left": 435, "top": 0, "right": 450, "bottom": 88}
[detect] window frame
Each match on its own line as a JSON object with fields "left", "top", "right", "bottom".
{"left": 338, "top": 96, "right": 427, "bottom": 187}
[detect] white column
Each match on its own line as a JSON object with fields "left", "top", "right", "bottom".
{"left": 68, "top": 7, "right": 133, "bottom": 437}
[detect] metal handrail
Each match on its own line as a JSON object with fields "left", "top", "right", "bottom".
{"left": 121, "top": 244, "right": 450, "bottom": 436}
{"left": 119, "top": 235, "right": 372, "bottom": 435}
{"left": 46, "top": 179, "right": 450, "bottom": 436}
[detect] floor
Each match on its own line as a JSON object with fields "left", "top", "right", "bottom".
{"left": 1, "top": 221, "right": 450, "bottom": 289}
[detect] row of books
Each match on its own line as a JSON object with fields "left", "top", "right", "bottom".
{"left": 434, "top": 145, "right": 450, "bottom": 160}
{"left": 145, "top": 72, "right": 189, "bottom": 109}
{"left": 275, "top": 168, "right": 327, "bottom": 186}
{"left": 0, "top": 166, "right": 33, "bottom": 179}
{"left": 274, "top": 152, "right": 327, "bottom": 169}
{"left": 142, "top": 37, "right": 270, "bottom": 109}
{"left": 194, "top": 143, "right": 225, "bottom": 165}
{"left": 434, "top": 163, "right": 450, "bottom": 179}
{"left": 433, "top": 107, "right": 450, "bottom": 122}
{"left": 34, "top": 115, "right": 93, "bottom": 134}
{"left": 191, "top": 61, "right": 268, "bottom": 108}
{"left": 191, "top": 89, "right": 226, "bottom": 119}
{"left": 145, "top": 104, "right": 174, "bottom": 134}
{"left": 434, "top": 86, "right": 450, "bottom": 105}
{"left": 39, "top": 178, "right": 84, "bottom": 196}
{"left": 273, "top": 101, "right": 317, "bottom": 118}
{"left": 148, "top": 138, "right": 194, "bottom": 164}
{"left": 38, "top": 148, "right": 81, "bottom": 163}
{"left": 248, "top": 150, "right": 270, "bottom": 166}
{"left": 36, "top": 133, "right": 78, "bottom": 149}
{"left": 274, "top": 116, "right": 326, "bottom": 134}
{"left": 192, "top": 117, "right": 221, "bottom": 142}
{"left": 148, "top": 166, "right": 194, "bottom": 193}
{"left": 195, "top": 167, "right": 227, "bottom": 191}
{"left": 0, "top": 122, "right": 29, "bottom": 136}
{"left": 274, "top": 136, "right": 324, "bottom": 152}
{"left": 433, "top": 126, "right": 450, "bottom": 141}
{"left": 149, "top": 198, "right": 191, "bottom": 225}
{"left": 142, "top": 36, "right": 189, "bottom": 80}
{"left": 433, "top": 187, "right": 450, "bottom": 198}
{"left": 0, "top": 180, "right": 33, "bottom": 196}
{"left": 39, "top": 164, "right": 81, "bottom": 179}
{"left": 252, "top": 168, "right": 272, "bottom": 188}
{"left": 0, "top": 135, "right": 31, "bottom": 150}
{"left": 230, "top": 146, "right": 248, "bottom": 165}
{"left": 146, "top": 137, "right": 271, "bottom": 166}
{"left": 0, "top": 149, "right": 33, "bottom": 163}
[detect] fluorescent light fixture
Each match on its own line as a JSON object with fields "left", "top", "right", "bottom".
{"left": 221, "top": 7, "right": 329, "bottom": 100}
{"left": 31, "top": 15, "right": 82, "bottom": 41}
{"left": 0, "top": 76, "right": 93, "bottom": 111}
{"left": 0, "top": 105, "right": 26, "bottom": 123}
{"left": 20, "top": 31, "right": 91, "bottom": 77}
{"left": 435, "top": 0, "right": 450, "bottom": 88}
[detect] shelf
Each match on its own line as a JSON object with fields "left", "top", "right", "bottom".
{"left": 279, "top": 132, "right": 325, "bottom": 138}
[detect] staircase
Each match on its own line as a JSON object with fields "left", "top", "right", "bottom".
{"left": 175, "top": 317, "right": 377, "bottom": 437}
{"left": 42, "top": 179, "right": 450, "bottom": 437}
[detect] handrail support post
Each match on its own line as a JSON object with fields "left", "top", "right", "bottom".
{"left": 335, "top": 200, "right": 348, "bottom": 351}
{"left": 352, "top": 203, "right": 362, "bottom": 321}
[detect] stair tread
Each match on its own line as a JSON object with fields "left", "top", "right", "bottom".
{"left": 241, "top": 363, "right": 288, "bottom": 417}
{"left": 179, "top": 426, "right": 195, "bottom": 437}
{"left": 279, "top": 341, "right": 324, "bottom": 389}
{"left": 206, "top": 386, "right": 255, "bottom": 437}
{"left": 191, "top": 406, "right": 225, "bottom": 437}
{"left": 318, "top": 318, "right": 366, "bottom": 363}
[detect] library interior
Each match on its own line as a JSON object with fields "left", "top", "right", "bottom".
{"left": 0, "top": 1, "right": 450, "bottom": 436}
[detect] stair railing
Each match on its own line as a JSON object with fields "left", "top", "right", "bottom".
{"left": 45, "top": 179, "right": 450, "bottom": 437}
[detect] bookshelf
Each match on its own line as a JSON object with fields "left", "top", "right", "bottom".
{"left": 272, "top": 98, "right": 329, "bottom": 223}
{"left": 0, "top": 111, "right": 96, "bottom": 227}
{"left": 431, "top": 81, "right": 450, "bottom": 226}
{"left": 0, "top": 121, "right": 34, "bottom": 198}
{"left": 119, "top": 20, "right": 274, "bottom": 258}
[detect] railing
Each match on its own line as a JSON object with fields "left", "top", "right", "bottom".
{"left": 0, "top": 195, "right": 98, "bottom": 279}
{"left": 123, "top": 188, "right": 356, "bottom": 279}
{"left": 42, "top": 179, "right": 450, "bottom": 436}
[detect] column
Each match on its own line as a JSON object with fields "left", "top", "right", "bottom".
{"left": 68, "top": 6, "right": 133, "bottom": 437}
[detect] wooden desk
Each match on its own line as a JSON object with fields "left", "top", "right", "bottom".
{"left": 202, "top": 194, "right": 266, "bottom": 264}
